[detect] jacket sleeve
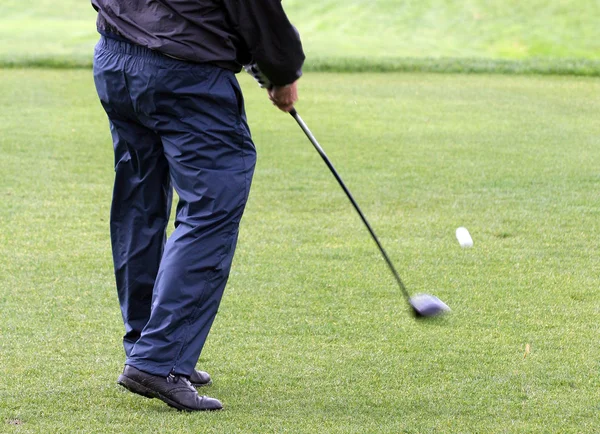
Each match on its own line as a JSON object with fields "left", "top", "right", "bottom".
{"left": 222, "top": 0, "right": 305, "bottom": 86}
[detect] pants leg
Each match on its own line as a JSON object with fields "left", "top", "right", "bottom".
{"left": 127, "top": 60, "right": 256, "bottom": 377}
{"left": 109, "top": 120, "right": 172, "bottom": 356}
{"left": 93, "top": 39, "right": 172, "bottom": 357}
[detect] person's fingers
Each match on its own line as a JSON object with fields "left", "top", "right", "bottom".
{"left": 274, "top": 96, "right": 295, "bottom": 111}
{"left": 268, "top": 82, "right": 299, "bottom": 111}
{"left": 279, "top": 93, "right": 296, "bottom": 106}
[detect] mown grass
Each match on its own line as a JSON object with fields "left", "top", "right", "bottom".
{"left": 286, "top": 0, "right": 600, "bottom": 60}
{"left": 1, "top": 69, "right": 599, "bottom": 432}
{"left": 1, "top": 0, "right": 600, "bottom": 74}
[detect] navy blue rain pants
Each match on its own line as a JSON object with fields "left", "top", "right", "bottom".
{"left": 93, "top": 36, "right": 256, "bottom": 377}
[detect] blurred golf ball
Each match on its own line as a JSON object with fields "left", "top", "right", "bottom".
{"left": 456, "top": 227, "right": 473, "bottom": 248}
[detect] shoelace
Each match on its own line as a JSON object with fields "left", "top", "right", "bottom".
{"left": 167, "top": 373, "right": 192, "bottom": 386}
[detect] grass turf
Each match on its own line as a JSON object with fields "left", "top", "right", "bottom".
{"left": 1, "top": 69, "right": 599, "bottom": 432}
{"left": 1, "top": 0, "right": 600, "bottom": 74}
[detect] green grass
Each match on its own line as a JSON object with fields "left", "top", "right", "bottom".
{"left": 0, "top": 0, "right": 97, "bottom": 68}
{"left": 285, "top": 0, "right": 600, "bottom": 60}
{"left": 1, "top": 0, "right": 600, "bottom": 74}
{"left": 1, "top": 69, "right": 600, "bottom": 432}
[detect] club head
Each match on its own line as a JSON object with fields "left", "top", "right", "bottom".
{"left": 409, "top": 294, "right": 450, "bottom": 318}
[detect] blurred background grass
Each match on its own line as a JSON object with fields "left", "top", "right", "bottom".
{"left": 1, "top": 0, "right": 599, "bottom": 74}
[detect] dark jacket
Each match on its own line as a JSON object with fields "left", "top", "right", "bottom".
{"left": 91, "top": 0, "right": 304, "bottom": 86}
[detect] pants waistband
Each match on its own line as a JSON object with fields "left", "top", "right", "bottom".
{"left": 96, "top": 35, "right": 176, "bottom": 61}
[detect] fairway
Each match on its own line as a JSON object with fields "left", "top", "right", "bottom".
{"left": 1, "top": 69, "right": 599, "bottom": 432}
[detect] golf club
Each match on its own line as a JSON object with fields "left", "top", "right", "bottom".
{"left": 289, "top": 108, "right": 449, "bottom": 318}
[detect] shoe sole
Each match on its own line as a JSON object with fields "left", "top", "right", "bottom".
{"left": 117, "top": 374, "right": 221, "bottom": 412}
{"left": 190, "top": 380, "right": 212, "bottom": 388}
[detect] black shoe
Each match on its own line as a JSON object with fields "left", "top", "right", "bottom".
{"left": 189, "top": 369, "right": 212, "bottom": 387}
{"left": 117, "top": 365, "right": 222, "bottom": 412}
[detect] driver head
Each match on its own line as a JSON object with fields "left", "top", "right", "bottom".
{"left": 410, "top": 294, "right": 450, "bottom": 318}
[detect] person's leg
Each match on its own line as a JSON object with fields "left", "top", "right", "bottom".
{"left": 94, "top": 36, "right": 226, "bottom": 411}
{"left": 109, "top": 120, "right": 172, "bottom": 356}
{"left": 93, "top": 37, "right": 172, "bottom": 357}
{"left": 125, "top": 63, "right": 256, "bottom": 377}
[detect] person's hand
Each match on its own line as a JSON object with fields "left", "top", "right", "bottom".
{"left": 268, "top": 81, "right": 298, "bottom": 112}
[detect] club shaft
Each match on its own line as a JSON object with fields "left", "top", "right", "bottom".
{"left": 289, "top": 109, "right": 411, "bottom": 303}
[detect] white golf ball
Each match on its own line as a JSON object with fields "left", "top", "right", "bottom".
{"left": 456, "top": 227, "right": 473, "bottom": 248}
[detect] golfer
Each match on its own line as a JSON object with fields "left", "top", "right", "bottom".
{"left": 91, "top": 0, "right": 304, "bottom": 411}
